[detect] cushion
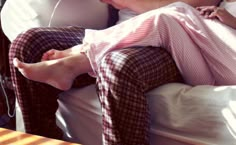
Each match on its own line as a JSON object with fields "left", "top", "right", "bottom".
{"left": 1, "top": 0, "right": 109, "bottom": 41}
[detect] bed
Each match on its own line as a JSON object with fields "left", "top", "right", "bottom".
{"left": 2, "top": 0, "right": 236, "bottom": 145}
{"left": 15, "top": 82, "right": 236, "bottom": 145}
{"left": 54, "top": 83, "right": 236, "bottom": 145}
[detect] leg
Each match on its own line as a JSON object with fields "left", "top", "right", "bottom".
{"left": 15, "top": 5, "right": 216, "bottom": 87}
{"left": 96, "top": 47, "right": 183, "bottom": 145}
{"left": 9, "top": 27, "right": 95, "bottom": 139}
{"left": 83, "top": 5, "right": 215, "bottom": 85}
{"left": 41, "top": 49, "right": 72, "bottom": 61}
{"left": 41, "top": 44, "right": 83, "bottom": 61}
{"left": 13, "top": 52, "right": 92, "bottom": 91}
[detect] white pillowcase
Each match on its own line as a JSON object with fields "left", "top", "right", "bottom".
{"left": 1, "top": 0, "right": 109, "bottom": 41}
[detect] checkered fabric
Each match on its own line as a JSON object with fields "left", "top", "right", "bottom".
{"left": 9, "top": 26, "right": 182, "bottom": 144}
{"left": 9, "top": 27, "right": 96, "bottom": 139}
{"left": 96, "top": 47, "right": 183, "bottom": 145}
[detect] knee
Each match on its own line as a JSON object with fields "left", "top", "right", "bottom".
{"left": 97, "top": 49, "right": 140, "bottom": 82}
{"left": 11, "top": 28, "right": 48, "bottom": 49}
{"left": 9, "top": 28, "right": 48, "bottom": 62}
{"left": 96, "top": 50, "right": 142, "bottom": 100}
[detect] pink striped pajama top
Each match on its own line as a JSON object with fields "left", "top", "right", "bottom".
{"left": 82, "top": 2, "right": 236, "bottom": 86}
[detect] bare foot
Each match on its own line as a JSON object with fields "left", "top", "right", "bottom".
{"left": 41, "top": 45, "right": 83, "bottom": 61}
{"left": 41, "top": 49, "right": 71, "bottom": 61}
{"left": 13, "top": 58, "right": 77, "bottom": 90}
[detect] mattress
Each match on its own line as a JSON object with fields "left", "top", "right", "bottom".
{"left": 56, "top": 83, "right": 236, "bottom": 145}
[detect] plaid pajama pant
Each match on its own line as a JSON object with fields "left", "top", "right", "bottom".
{"left": 9, "top": 27, "right": 182, "bottom": 144}
{"left": 9, "top": 27, "right": 96, "bottom": 139}
{"left": 97, "top": 47, "right": 182, "bottom": 145}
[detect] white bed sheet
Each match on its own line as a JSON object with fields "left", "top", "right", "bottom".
{"left": 56, "top": 83, "right": 236, "bottom": 145}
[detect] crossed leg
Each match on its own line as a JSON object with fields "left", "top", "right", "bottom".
{"left": 9, "top": 26, "right": 95, "bottom": 139}
{"left": 41, "top": 44, "right": 83, "bottom": 61}
{"left": 10, "top": 25, "right": 184, "bottom": 145}
{"left": 13, "top": 51, "right": 91, "bottom": 91}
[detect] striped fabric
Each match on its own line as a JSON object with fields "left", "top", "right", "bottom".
{"left": 9, "top": 26, "right": 96, "bottom": 139}
{"left": 83, "top": 2, "right": 236, "bottom": 86}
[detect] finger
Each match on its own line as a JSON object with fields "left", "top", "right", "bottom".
{"left": 204, "top": 11, "right": 211, "bottom": 18}
{"left": 208, "top": 11, "right": 218, "bottom": 19}
{"left": 198, "top": 6, "right": 216, "bottom": 14}
{"left": 196, "top": 7, "right": 203, "bottom": 11}
{"left": 198, "top": 8, "right": 211, "bottom": 15}
{"left": 196, "top": 6, "right": 208, "bottom": 11}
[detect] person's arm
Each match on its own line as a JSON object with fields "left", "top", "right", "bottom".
{"left": 127, "top": 0, "right": 178, "bottom": 13}
{"left": 111, "top": 0, "right": 221, "bottom": 14}
{"left": 197, "top": 6, "right": 236, "bottom": 29}
{"left": 209, "top": 8, "right": 236, "bottom": 29}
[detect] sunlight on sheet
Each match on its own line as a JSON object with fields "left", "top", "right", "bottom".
{"left": 2, "top": 0, "right": 40, "bottom": 38}
{"left": 214, "top": 86, "right": 236, "bottom": 92}
{"left": 222, "top": 102, "right": 236, "bottom": 139}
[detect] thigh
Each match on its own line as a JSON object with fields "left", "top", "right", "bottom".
{"left": 97, "top": 46, "right": 182, "bottom": 145}
{"left": 10, "top": 26, "right": 85, "bottom": 63}
{"left": 99, "top": 46, "right": 183, "bottom": 91}
{"left": 10, "top": 26, "right": 94, "bottom": 87}
{"left": 8, "top": 26, "right": 93, "bottom": 137}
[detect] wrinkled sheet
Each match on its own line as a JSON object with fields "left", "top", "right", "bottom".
{"left": 56, "top": 83, "right": 236, "bottom": 145}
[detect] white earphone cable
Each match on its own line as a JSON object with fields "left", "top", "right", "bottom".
{"left": 0, "top": 75, "right": 15, "bottom": 118}
{"left": 48, "top": 0, "right": 62, "bottom": 27}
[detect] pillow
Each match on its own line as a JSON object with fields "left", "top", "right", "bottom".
{"left": 1, "top": 0, "right": 109, "bottom": 41}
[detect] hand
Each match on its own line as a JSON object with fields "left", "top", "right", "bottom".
{"left": 196, "top": 6, "right": 236, "bottom": 28}
{"left": 196, "top": 6, "right": 217, "bottom": 18}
